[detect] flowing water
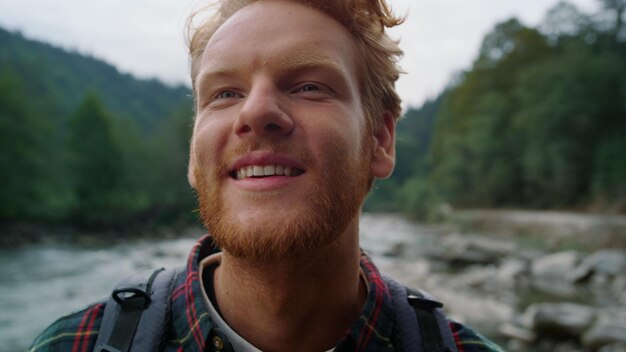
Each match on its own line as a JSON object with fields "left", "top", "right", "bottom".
{"left": 0, "top": 213, "right": 424, "bottom": 351}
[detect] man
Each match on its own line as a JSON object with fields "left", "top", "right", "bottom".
{"left": 31, "top": 1, "right": 502, "bottom": 351}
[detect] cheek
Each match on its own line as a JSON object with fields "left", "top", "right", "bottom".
{"left": 192, "top": 118, "right": 232, "bottom": 168}
{"left": 308, "top": 119, "right": 365, "bottom": 163}
{"left": 335, "top": 111, "right": 367, "bottom": 151}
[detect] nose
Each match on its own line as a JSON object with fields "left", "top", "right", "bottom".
{"left": 234, "top": 84, "right": 294, "bottom": 138}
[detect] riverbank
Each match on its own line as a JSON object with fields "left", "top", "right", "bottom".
{"left": 4, "top": 208, "right": 625, "bottom": 249}
{"left": 447, "top": 209, "right": 626, "bottom": 251}
{"left": 0, "top": 221, "right": 204, "bottom": 247}
{"left": 366, "top": 212, "right": 626, "bottom": 351}
{"left": 2, "top": 213, "right": 625, "bottom": 351}
{"left": 384, "top": 228, "right": 626, "bottom": 351}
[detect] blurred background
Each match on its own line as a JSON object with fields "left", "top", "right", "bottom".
{"left": 1, "top": 0, "right": 625, "bottom": 351}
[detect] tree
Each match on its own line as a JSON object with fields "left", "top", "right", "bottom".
{"left": 541, "top": 1, "right": 591, "bottom": 42}
{"left": 512, "top": 39, "right": 626, "bottom": 206}
{"left": 66, "top": 92, "right": 125, "bottom": 225}
{"left": 599, "top": 0, "right": 625, "bottom": 40}
{"left": 139, "top": 103, "right": 197, "bottom": 223}
{"left": 430, "top": 20, "right": 550, "bottom": 206}
{"left": 0, "top": 72, "right": 51, "bottom": 220}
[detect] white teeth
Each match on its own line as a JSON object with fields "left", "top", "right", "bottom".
{"left": 235, "top": 164, "right": 301, "bottom": 179}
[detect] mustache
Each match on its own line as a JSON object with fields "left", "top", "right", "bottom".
{"left": 230, "top": 140, "right": 292, "bottom": 156}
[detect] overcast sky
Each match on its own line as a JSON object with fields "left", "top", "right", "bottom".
{"left": 1, "top": 0, "right": 598, "bottom": 108}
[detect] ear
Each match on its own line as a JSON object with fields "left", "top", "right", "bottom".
{"left": 187, "top": 139, "right": 197, "bottom": 189}
{"left": 370, "top": 110, "right": 396, "bottom": 179}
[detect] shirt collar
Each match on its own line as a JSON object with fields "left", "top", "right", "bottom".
{"left": 169, "top": 234, "right": 221, "bottom": 352}
{"left": 336, "top": 251, "right": 395, "bottom": 351}
{"left": 170, "top": 235, "right": 395, "bottom": 352}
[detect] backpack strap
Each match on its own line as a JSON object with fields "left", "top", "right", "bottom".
{"left": 94, "top": 267, "right": 178, "bottom": 352}
{"left": 384, "top": 275, "right": 458, "bottom": 352}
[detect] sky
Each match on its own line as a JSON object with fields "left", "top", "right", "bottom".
{"left": 0, "top": 0, "right": 598, "bottom": 108}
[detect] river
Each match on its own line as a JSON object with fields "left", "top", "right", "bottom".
{"left": 4, "top": 213, "right": 624, "bottom": 351}
{"left": 0, "top": 213, "right": 425, "bottom": 351}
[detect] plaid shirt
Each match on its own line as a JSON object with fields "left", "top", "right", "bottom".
{"left": 30, "top": 235, "right": 502, "bottom": 352}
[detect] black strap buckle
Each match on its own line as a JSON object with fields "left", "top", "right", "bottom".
{"left": 112, "top": 288, "right": 152, "bottom": 310}
{"left": 407, "top": 294, "right": 444, "bottom": 310}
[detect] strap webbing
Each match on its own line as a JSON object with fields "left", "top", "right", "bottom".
{"left": 101, "top": 269, "right": 162, "bottom": 352}
{"left": 408, "top": 293, "right": 449, "bottom": 352}
{"left": 102, "top": 299, "right": 144, "bottom": 352}
{"left": 383, "top": 275, "right": 457, "bottom": 352}
{"left": 94, "top": 268, "right": 176, "bottom": 352}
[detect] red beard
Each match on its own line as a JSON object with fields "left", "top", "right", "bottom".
{"left": 195, "top": 139, "right": 372, "bottom": 263}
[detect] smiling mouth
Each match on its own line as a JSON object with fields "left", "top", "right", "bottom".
{"left": 230, "top": 164, "right": 305, "bottom": 180}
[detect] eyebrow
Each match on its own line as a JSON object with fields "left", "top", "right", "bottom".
{"left": 196, "top": 51, "right": 350, "bottom": 93}
{"left": 195, "top": 66, "right": 237, "bottom": 96}
{"left": 276, "top": 51, "right": 347, "bottom": 76}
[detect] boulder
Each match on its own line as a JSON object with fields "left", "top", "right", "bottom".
{"left": 598, "top": 343, "right": 626, "bottom": 352}
{"left": 530, "top": 278, "right": 581, "bottom": 299}
{"left": 531, "top": 251, "right": 580, "bottom": 281}
{"left": 499, "top": 322, "right": 535, "bottom": 342}
{"left": 435, "top": 235, "right": 514, "bottom": 266}
{"left": 530, "top": 251, "right": 583, "bottom": 298}
{"left": 525, "top": 303, "right": 595, "bottom": 339}
{"left": 611, "top": 275, "right": 626, "bottom": 306}
{"left": 582, "top": 309, "right": 626, "bottom": 350}
{"left": 570, "top": 249, "right": 626, "bottom": 283}
{"left": 496, "top": 258, "right": 528, "bottom": 286}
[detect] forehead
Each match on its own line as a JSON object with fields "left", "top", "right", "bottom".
{"left": 199, "top": 0, "right": 360, "bottom": 78}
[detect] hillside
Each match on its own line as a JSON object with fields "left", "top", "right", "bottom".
{"left": 0, "top": 28, "right": 196, "bottom": 231}
{"left": 366, "top": 2, "right": 626, "bottom": 218}
{"left": 0, "top": 28, "right": 190, "bottom": 131}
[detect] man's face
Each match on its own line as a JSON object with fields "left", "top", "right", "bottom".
{"left": 188, "top": 0, "right": 393, "bottom": 262}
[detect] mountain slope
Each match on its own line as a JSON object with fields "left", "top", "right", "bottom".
{"left": 0, "top": 28, "right": 190, "bottom": 131}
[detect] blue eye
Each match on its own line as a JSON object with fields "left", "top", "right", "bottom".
{"left": 216, "top": 90, "right": 239, "bottom": 99}
{"left": 299, "top": 84, "right": 320, "bottom": 92}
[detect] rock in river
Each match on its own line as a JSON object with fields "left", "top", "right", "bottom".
{"left": 582, "top": 308, "right": 626, "bottom": 350}
{"left": 570, "top": 249, "right": 626, "bottom": 283}
{"left": 531, "top": 251, "right": 580, "bottom": 281}
{"left": 525, "top": 302, "right": 595, "bottom": 339}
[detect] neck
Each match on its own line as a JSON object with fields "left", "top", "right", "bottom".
{"left": 212, "top": 218, "right": 366, "bottom": 352}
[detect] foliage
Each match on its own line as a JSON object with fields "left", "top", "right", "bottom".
{"left": 0, "top": 28, "right": 189, "bottom": 132}
{"left": 0, "top": 72, "right": 53, "bottom": 219}
{"left": 366, "top": 1, "right": 626, "bottom": 216}
{"left": 66, "top": 93, "right": 127, "bottom": 225}
{"left": 2, "top": 0, "right": 626, "bottom": 234}
{"left": 0, "top": 28, "right": 196, "bottom": 231}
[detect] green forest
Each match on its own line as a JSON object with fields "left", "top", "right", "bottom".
{"left": 0, "top": 27, "right": 196, "bottom": 235}
{"left": 367, "top": 0, "right": 626, "bottom": 219}
{"left": 1, "top": 1, "right": 625, "bottom": 240}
